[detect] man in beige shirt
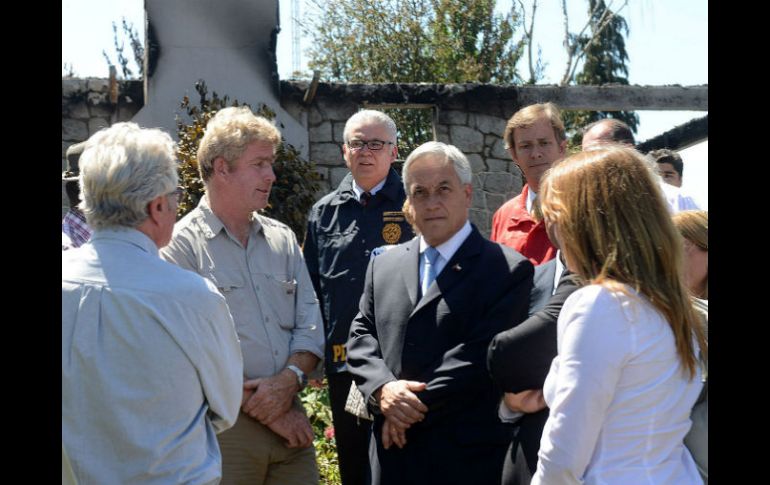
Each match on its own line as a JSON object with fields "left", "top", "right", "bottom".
{"left": 162, "top": 106, "right": 324, "bottom": 485}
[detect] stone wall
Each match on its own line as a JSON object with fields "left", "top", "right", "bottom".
{"left": 61, "top": 78, "right": 144, "bottom": 217}
{"left": 61, "top": 78, "right": 527, "bottom": 235}
{"left": 280, "top": 81, "right": 524, "bottom": 236}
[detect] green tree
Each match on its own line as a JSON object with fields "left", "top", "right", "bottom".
{"left": 561, "top": 0, "right": 638, "bottom": 143}
{"left": 305, "top": 0, "right": 525, "bottom": 157}
{"left": 175, "top": 80, "right": 321, "bottom": 239}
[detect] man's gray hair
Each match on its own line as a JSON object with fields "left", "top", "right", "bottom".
{"left": 402, "top": 141, "right": 473, "bottom": 191}
{"left": 79, "top": 122, "right": 178, "bottom": 230}
{"left": 343, "top": 109, "right": 398, "bottom": 143}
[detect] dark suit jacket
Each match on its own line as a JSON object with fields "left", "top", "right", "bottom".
{"left": 347, "top": 226, "right": 533, "bottom": 485}
{"left": 487, "top": 262, "right": 579, "bottom": 485}
{"left": 529, "top": 258, "right": 558, "bottom": 315}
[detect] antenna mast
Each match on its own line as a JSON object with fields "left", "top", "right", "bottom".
{"left": 291, "top": 0, "right": 301, "bottom": 75}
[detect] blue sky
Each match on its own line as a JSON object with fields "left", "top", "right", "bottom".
{"left": 62, "top": 0, "right": 707, "bottom": 207}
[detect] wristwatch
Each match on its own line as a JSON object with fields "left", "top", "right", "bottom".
{"left": 286, "top": 364, "right": 307, "bottom": 391}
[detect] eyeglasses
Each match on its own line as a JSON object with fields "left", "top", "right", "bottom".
{"left": 167, "top": 186, "right": 185, "bottom": 205}
{"left": 346, "top": 139, "right": 394, "bottom": 151}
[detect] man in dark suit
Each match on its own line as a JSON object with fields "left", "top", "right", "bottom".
{"left": 347, "top": 141, "right": 534, "bottom": 485}
{"left": 487, "top": 252, "right": 579, "bottom": 485}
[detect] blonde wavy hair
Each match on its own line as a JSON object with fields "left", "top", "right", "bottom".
{"left": 197, "top": 106, "right": 281, "bottom": 182}
{"left": 672, "top": 210, "right": 708, "bottom": 299}
{"left": 540, "top": 146, "right": 706, "bottom": 378}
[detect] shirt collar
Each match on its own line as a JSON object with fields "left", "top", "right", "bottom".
{"left": 195, "top": 194, "right": 263, "bottom": 240}
{"left": 353, "top": 177, "right": 387, "bottom": 201}
{"left": 419, "top": 220, "right": 472, "bottom": 262}
{"left": 332, "top": 169, "right": 404, "bottom": 206}
{"left": 526, "top": 185, "right": 537, "bottom": 214}
{"left": 90, "top": 227, "right": 159, "bottom": 256}
{"left": 553, "top": 250, "right": 565, "bottom": 294}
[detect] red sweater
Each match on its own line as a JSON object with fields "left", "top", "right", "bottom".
{"left": 490, "top": 184, "right": 557, "bottom": 266}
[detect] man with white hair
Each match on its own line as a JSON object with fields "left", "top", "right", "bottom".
{"left": 303, "top": 109, "right": 415, "bottom": 485}
{"left": 62, "top": 122, "right": 244, "bottom": 484}
{"left": 347, "top": 141, "right": 533, "bottom": 485}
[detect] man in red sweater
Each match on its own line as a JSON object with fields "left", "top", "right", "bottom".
{"left": 490, "top": 103, "right": 567, "bottom": 265}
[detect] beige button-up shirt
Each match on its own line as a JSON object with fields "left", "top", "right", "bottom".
{"left": 161, "top": 195, "right": 324, "bottom": 379}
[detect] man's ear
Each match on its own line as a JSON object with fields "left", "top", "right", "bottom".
{"left": 342, "top": 144, "right": 353, "bottom": 169}
{"left": 213, "top": 156, "right": 229, "bottom": 177}
{"left": 146, "top": 195, "right": 166, "bottom": 224}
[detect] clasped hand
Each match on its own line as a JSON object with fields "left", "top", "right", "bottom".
{"left": 378, "top": 380, "right": 428, "bottom": 450}
{"left": 241, "top": 370, "right": 297, "bottom": 424}
{"left": 503, "top": 389, "right": 546, "bottom": 414}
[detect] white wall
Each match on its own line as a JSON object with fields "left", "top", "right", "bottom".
{"left": 132, "top": 0, "right": 308, "bottom": 158}
{"left": 678, "top": 140, "right": 708, "bottom": 210}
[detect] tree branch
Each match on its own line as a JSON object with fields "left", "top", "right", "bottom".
{"left": 560, "top": 0, "right": 629, "bottom": 85}
{"left": 518, "top": 0, "right": 538, "bottom": 84}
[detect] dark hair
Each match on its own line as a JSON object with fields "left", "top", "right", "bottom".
{"left": 648, "top": 148, "right": 684, "bottom": 177}
{"left": 582, "top": 118, "right": 635, "bottom": 146}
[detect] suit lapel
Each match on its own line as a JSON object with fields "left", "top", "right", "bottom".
{"left": 410, "top": 227, "right": 483, "bottom": 317}
{"left": 400, "top": 238, "right": 421, "bottom": 308}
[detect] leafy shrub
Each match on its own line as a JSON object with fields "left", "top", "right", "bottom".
{"left": 301, "top": 380, "right": 341, "bottom": 485}
{"left": 175, "top": 80, "right": 321, "bottom": 238}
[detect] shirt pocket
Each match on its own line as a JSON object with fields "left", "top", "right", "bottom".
{"left": 256, "top": 273, "right": 297, "bottom": 330}
{"left": 207, "top": 269, "right": 248, "bottom": 326}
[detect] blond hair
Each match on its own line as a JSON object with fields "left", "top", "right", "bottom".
{"left": 672, "top": 210, "right": 708, "bottom": 299}
{"left": 540, "top": 146, "right": 706, "bottom": 378}
{"left": 503, "top": 102, "right": 566, "bottom": 150}
{"left": 197, "top": 106, "right": 281, "bottom": 182}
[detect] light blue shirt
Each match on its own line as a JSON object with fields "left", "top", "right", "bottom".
{"left": 418, "top": 220, "right": 472, "bottom": 287}
{"left": 62, "top": 228, "right": 244, "bottom": 485}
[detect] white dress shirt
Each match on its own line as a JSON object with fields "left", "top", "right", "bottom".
{"left": 532, "top": 284, "right": 703, "bottom": 485}
{"left": 526, "top": 185, "right": 537, "bottom": 214}
{"left": 659, "top": 180, "right": 701, "bottom": 213}
{"left": 353, "top": 178, "right": 387, "bottom": 201}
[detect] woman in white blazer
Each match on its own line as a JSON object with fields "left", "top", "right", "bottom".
{"left": 529, "top": 146, "right": 707, "bottom": 485}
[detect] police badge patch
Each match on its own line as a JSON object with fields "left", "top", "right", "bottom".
{"left": 382, "top": 223, "right": 402, "bottom": 244}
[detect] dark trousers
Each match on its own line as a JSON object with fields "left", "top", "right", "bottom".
{"left": 328, "top": 371, "right": 373, "bottom": 485}
{"left": 501, "top": 409, "right": 549, "bottom": 485}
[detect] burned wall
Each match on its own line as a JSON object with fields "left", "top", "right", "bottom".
{"left": 280, "top": 81, "right": 525, "bottom": 236}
